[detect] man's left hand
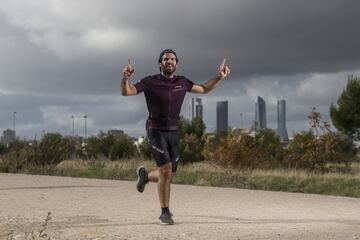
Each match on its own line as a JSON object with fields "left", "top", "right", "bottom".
{"left": 217, "top": 58, "right": 231, "bottom": 80}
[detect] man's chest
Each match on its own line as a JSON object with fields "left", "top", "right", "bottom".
{"left": 147, "top": 81, "right": 188, "bottom": 100}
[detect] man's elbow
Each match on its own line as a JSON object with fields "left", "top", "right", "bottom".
{"left": 201, "top": 85, "right": 211, "bottom": 94}
{"left": 121, "top": 89, "right": 137, "bottom": 96}
{"left": 122, "top": 91, "right": 132, "bottom": 96}
{"left": 121, "top": 88, "right": 129, "bottom": 96}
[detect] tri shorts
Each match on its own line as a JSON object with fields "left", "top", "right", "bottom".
{"left": 147, "top": 129, "right": 180, "bottom": 172}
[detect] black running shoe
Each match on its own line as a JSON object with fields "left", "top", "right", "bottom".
{"left": 159, "top": 212, "right": 174, "bottom": 225}
{"left": 136, "top": 166, "right": 148, "bottom": 193}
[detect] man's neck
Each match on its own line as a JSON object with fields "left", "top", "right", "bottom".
{"left": 161, "top": 72, "right": 175, "bottom": 80}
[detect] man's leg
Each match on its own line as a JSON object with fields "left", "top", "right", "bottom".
{"left": 156, "top": 162, "right": 174, "bottom": 224}
{"left": 147, "top": 169, "right": 159, "bottom": 182}
{"left": 157, "top": 162, "right": 172, "bottom": 209}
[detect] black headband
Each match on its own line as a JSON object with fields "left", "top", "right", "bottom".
{"left": 158, "top": 49, "right": 179, "bottom": 63}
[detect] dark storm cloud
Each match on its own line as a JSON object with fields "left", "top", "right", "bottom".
{"left": 1, "top": 0, "right": 360, "bottom": 138}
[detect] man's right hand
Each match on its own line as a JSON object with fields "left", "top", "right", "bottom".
{"left": 123, "top": 58, "right": 135, "bottom": 79}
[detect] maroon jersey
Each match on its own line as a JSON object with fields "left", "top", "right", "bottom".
{"left": 134, "top": 74, "right": 194, "bottom": 130}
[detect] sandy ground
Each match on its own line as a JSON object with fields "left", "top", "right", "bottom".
{"left": 0, "top": 173, "right": 359, "bottom": 240}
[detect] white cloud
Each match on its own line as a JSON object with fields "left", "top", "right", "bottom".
{"left": 82, "top": 27, "right": 137, "bottom": 52}
{"left": 294, "top": 71, "right": 359, "bottom": 105}
{"left": 0, "top": 0, "right": 139, "bottom": 59}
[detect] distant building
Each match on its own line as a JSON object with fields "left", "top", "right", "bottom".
{"left": 108, "top": 129, "right": 124, "bottom": 138}
{"left": 195, "top": 98, "right": 203, "bottom": 119}
{"left": 277, "top": 99, "right": 289, "bottom": 141}
{"left": 255, "top": 96, "right": 267, "bottom": 130}
{"left": 191, "top": 97, "right": 203, "bottom": 120}
{"left": 3, "top": 129, "right": 15, "bottom": 146}
{"left": 216, "top": 101, "right": 228, "bottom": 132}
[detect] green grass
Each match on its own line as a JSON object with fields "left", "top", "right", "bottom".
{"left": 1, "top": 158, "right": 360, "bottom": 198}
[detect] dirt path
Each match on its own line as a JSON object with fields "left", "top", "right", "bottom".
{"left": 0, "top": 173, "right": 359, "bottom": 240}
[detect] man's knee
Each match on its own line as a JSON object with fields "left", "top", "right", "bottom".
{"left": 159, "top": 162, "right": 172, "bottom": 179}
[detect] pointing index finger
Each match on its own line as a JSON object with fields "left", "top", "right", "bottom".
{"left": 221, "top": 58, "right": 227, "bottom": 67}
{"left": 128, "top": 58, "right": 132, "bottom": 67}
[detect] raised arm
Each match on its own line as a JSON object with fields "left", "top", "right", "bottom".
{"left": 121, "top": 58, "right": 137, "bottom": 96}
{"left": 191, "top": 58, "right": 231, "bottom": 94}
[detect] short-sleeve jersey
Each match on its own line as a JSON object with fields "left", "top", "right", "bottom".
{"left": 134, "top": 74, "right": 194, "bottom": 130}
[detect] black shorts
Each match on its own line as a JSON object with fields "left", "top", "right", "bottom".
{"left": 147, "top": 129, "right": 180, "bottom": 172}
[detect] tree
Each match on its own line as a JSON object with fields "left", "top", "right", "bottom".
{"left": 109, "top": 134, "right": 136, "bottom": 160}
{"left": 138, "top": 137, "right": 152, "bottom": 159}
{"left": 85, "top": 132, "right": 116, "bottom": 158}
{"left": 85, "top": 136, "right": 104, "bottom": 158}
{"left": 179, "top": 116, "right": 206, "bottom": 163}
{"left": 38, "top": 133, "right": 75, "bottom": 165}
{"left": 0, "top": 143, "right": 7, "bottom": 155}
{"left": 330, "top": 75, "right": 360, "bottom": 140}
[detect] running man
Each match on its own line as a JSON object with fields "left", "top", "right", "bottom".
{"left": 121, "top": 49, "right": 230, "bottom": 225}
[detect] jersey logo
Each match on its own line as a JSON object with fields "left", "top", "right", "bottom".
{"left": 152, "top": 145, "right": 165, "bottom": 154}
{"left": 173, "top": 85, "right": 184, "bottom": 92}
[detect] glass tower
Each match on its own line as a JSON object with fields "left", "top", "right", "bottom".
{"left": 277, "top": 99, "right": 289, "bottom": 141}
{"left": 217, "top": 101, "right": 228, "bottom": 132}
{"left": 255, "top": 96, "right": 267, "bottom": 130}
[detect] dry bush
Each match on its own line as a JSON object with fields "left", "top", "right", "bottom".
{"left": 2, "top": 133, "right": 75, "bottom": 172}
{"left": 203, "top": 129, "right": 284, "bottom": 169}
{"left": 180, "top": 133, "right": 205, "bottom": 164}
{"left": 284, "top": 132, "right": 356, "bottom": 172}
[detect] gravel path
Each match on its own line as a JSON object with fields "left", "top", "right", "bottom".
{"left": 0, "top": 173, "right": 359, "bottom": 240}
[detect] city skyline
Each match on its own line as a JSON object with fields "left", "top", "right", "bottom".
{"left": 0, "top": 95, "right": 338, "bottom": 140}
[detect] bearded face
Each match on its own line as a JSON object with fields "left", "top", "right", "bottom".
{"left": 159, "top": 53, "right": 177, "bottom": 76}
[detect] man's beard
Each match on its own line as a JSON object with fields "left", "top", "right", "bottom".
{"left": 161, "top": 64, "right": 176, "bottom": 75}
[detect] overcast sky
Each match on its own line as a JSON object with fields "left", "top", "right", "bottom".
{"left": 1, "top": 0, "right": 360, "bottom": 140}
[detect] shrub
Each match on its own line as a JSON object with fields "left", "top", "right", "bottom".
{"left": 254, "top": 129, "right": 285, "bottom": 168}
{"left": 284, "top": 131, "right": 326, "bottom": 171}
{"left": 180, "top": 133, "right": 205, "bottom": 164}
{"left": 2, "top": 140, "right": 38, "bottom": 172}
{"left": 85, "top": 136, "right": 105, "bottom": 158}
{"left": 85, "top": 132, "right": 116, "bottom": 158}
{"left": 318, "top": 132, "right": 356, "bottom": 168}
{"left": 109, "top": 135, "right": 136, "bottom": 160}
{"left": 179, "top": 116, "right": 206, "bottom": 163}
{"left": 37, "top": 133, "right": 75, "bottom": 165}
{"left": 284, "top": 131, "right": 356, "bottom": 172}
{"left": 203, "top": 130, "right": 255, "bottom": 169}
{"left": 0, "top": 143, "right": 7, "bottom": 155}
{"left": 203, "top": 129, "right": 284, "bottom": 169}
{"left": 138, "top": 137, "right": 152, "bottom": 160}
{"left": 2, "top": 133, "right": 75, "bottom": 171}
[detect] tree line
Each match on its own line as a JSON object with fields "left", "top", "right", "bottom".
{"left": 0, "top": 75, "right": 359, "bottom": 173}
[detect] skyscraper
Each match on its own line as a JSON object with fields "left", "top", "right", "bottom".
{"left": 191, "top": 98, "right": 195, "bottom": 119}
{"left": 255, "top": 96, "right": 267, "bottom": 130}
{"left": 191, "top": 97, "right": 203, "bottom": 120}
{"left": 277, "top": 99, "right": 289, "bottom": 141}
{"left": 195, "top": 98, "right": 203, "bottom": 119}
{"left": 3, "top": 129, "right": 15, "bottom": 146}
{"left": 217, "top": 101, "right": 228, "bottom": 132}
